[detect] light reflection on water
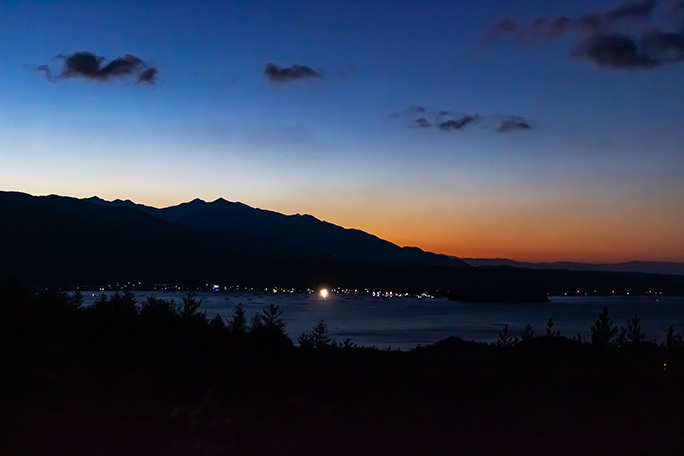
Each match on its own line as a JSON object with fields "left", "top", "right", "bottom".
{"left": 81, "top": 292, "right": 684, "bottom": 350}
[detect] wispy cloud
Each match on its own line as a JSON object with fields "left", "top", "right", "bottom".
{"left": 137, "top": 67, "right": 158, "bottom": 84}
{"left": 486, "top": 0, "right": 684, "bottom": 69}
{"left": 36, "top": 51, "right": 158, "bottom": 83}
{"left": 498, "top": 116, "right": 533, "bottom": 132}
{"left": 264, "top": 63, "right": 322, "bottom": 83}
{"left": 413, "top": 117, "right": 432, "bottom": 128}
{"left": 394, "top": 106, "right": 532, "bottom": 134}
{"left": 438, "top": 115, "right": 478, "bottom": 131}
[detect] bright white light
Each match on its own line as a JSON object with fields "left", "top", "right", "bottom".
{"left": 320, "top": 289, "right": 329, "bottom": 299}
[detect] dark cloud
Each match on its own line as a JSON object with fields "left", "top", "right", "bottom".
{"left": 487, "top": 1, "right": 657, "bottom": 41}
{"left": 394, "top": 106, "right": 532, "bottom": 134}
{"left": 264, "top": 63, "right": 322, "bottom": 83}
{"left": 573, "top": 34, "right": 658, "bottom": 67}
{"left": 640, "top": 29, "right": 684, "bottom": 60}
{"left": 137, "top": 67, "right": 158, "bottom": 84}
{"left": 37, "top": 51, "right": 158, "bottom": 83}
{"left": 390, "top": 105, "right": 428, "bottom": 118}
{"left": 438, "top": 115, "right": 478, "bottom": 131}
{"left": 498, "top": 117, "right": 533, "bottom": 132}
{"left": 413, "top": 117, "right": 432, "bottom": 128}
{"left": 573, "top": 30, "right": 684, "bottom": 67}
{"left": 668, "top": 0, "right": 684, "bottom": 16}
{"left": 576, "top": 0, "right": 658, "bottom": 31}
{"left": 604, "top": 0, "right": 658, "bottom": 20}
{"left": 485, "top": 16, "right": 572, "bottom": 41}
{"left": 486, "top": 0, "right": 684, "bottom": 70}
{"left": 484, "top": 18, "right": 520, "bottom": 42}
{"left": 34, "top": 64, "right": 54, "bottom": 82}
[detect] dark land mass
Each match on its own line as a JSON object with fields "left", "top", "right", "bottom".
{"left": 1, "top": 287, "right": 684, "bottom": 455}
{"left": 462, "top": 257, "right": 684, "bottom": 277}
{"left": 3, "top": 191, "right": 684, "bottom": 298}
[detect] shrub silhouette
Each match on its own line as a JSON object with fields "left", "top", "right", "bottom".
{"left": 546, "top": 317, "right": 559, "bottom": 337}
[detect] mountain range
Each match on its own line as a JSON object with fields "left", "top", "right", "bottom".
{"left": 2, "top": 190, "right": 683, "bottom": 297}
{"left": 0, "top": 191, "right": 465, "bottom": 289}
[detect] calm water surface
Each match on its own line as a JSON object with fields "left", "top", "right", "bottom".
{"left": 82, "top": 291, "right": 684, "bottom": 350}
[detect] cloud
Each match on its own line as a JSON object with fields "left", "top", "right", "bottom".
{"left": 573, "top": 30, "right": 684, "bottom": 67}
{"left": 602, "top": 0, "right": 658, "bottom": 20}
{"left": 669, "top": 0, "right": 684, "bottom": 16}
{"left": 37, "top": 51, "right": 158, "bottom": 83}
{"left": 394, "top": 106, "right": 532, "bottom": 134}
{"left": 137, "top": 67, "right": 158, "bottom": 84}
{"left": 487, "top": 1, "right": 658, "bottom": 40}
{"left": 391, "top": 105, "right": 428, "bottom": 118}
{"left": 438, "top": 115, "right": 478, "bottom": 131}
{"left": 34, "top": 64, "right": 54, "bottom": 82}
{"left": 413, "top": 117, "right": 432, "bottom": 128}
{"left": 640, "top": 29, "right": 684, "bottom": 59}
{"left": 498, "top": 116, "right": 533, "bottom": 132}
{"left": 264, "top": 62, "right": 322, "bottom": 83}
{"left": 486, "top": 0, "right": 684, "bottom": 69}
{"left": 573, "top": 34, "right": 659, "bottom": 67}
{"left": 485, "top": 16, "right": 572, "bottom": 42}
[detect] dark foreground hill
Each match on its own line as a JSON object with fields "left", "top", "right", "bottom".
{"left": 2, "top": 191, "right": 684, "bottom": 296}
{"left": 2, "top": 288, "right": 684, "bottom": 455}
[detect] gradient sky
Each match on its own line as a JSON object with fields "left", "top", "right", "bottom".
{"left": 1, "top": 0, "right": 683, "bottom": 263}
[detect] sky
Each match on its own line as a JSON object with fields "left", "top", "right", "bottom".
{"left": 1, "top": 0, "right": 683, "bottom": 263}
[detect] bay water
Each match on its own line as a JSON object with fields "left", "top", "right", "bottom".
{"left": 81, "top": 291, "right": 684, "bottom": 350}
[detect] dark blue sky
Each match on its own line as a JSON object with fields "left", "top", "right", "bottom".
{"left": 1, "top": 0, "right": 683, "bottom": 262}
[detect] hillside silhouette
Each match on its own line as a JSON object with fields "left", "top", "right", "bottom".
{"left": 2, "top": 287, "right": 683, "bottom": 455}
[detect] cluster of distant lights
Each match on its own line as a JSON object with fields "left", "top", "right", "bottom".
{"left": 317, "top": 287, "right": 434, "bottom": 299}
{"left": 75, "top": 283, "right": 433, "bottom": 299}
{"left": 73, "top": 282, "right": 665, "bottom": 298}
{"left": 560, "top": 290, "right": 666, "bottom": 296}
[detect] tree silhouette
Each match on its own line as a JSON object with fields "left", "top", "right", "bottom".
{"left": 664, "top": 325, "right": 683, "bottom": 349}
{"left": 249, "top": 312, "right": 263, "bottom": 332}
{"left": 227, "top": 303, "right": 248, "bottom": 334}
{"left": 496, "top": 324, "right": 518, "bottom": 348}
{"left": 259, "top": 303, "right": 286, "bottom": 335}
{"left": 180, "top": 292, "right": 206, "bottom": 324}
{"left": 209, "top": 314, "right": 225, "bottom": 330}
{"left": 298, "top": 319, "right": 333, "bottom": 349}
{"left": 591, "top": 306, "right": 617, "bottom": 348}
{"left": 297, "top": 331, "right": 314, "bottom": 348}
{"left": 520, "top": 323, "right": 534, "bottom": 341}
{"left": 623, "top": 314, "right": 646, "bottom": 345}
{"left": 140, "top": 296, "right": 178, "bottom": 324}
